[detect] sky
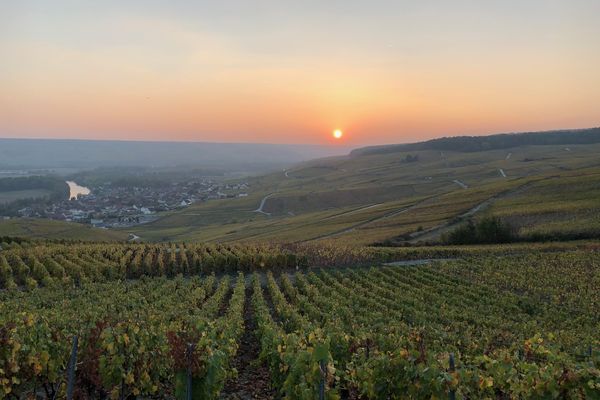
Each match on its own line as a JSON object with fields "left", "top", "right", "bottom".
{"left": 1, "top": 1, "right": 599, "bottom": 146}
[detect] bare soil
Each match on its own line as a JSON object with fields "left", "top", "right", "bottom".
{"left": 220, "top": 289, "right": 276, "bottom": 399}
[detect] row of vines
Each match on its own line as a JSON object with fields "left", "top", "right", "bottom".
{"left": 0, "top": 274, "right": 247, "bottom": 399}
{"left": 0, "top": 243, "right": 303, "bottom": 289}
{"left": 2, "top": 249, "right": 599, "bottom": 398}
{"left": 252, "top": 251, "right": 599, "bottom": 398}
{"left": 2, "top": 238, "right": 597, "bottom": 290}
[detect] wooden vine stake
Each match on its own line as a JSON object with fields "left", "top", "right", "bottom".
{"left": 449, "top": 353, "right": 456, "bottom": 400}
{"left": 66, "top": 335, "right": 78, "bottom": 400}
{"left": 186, "top": 342, "right": 195, "bottom": 400}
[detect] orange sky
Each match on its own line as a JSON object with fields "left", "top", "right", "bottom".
{"left": 1, "top": 1, "right": 599, "bottom": 146}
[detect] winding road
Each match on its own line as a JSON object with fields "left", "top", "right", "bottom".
{"left": 453, "top": 179, "right": 468, "bottom": 189}
{"left": 253, "top": 193, "right": 275, "bottom": 216}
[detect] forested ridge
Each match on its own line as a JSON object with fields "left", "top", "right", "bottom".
{"left": 351, "top": 127, "right": 600, "bottom": 155}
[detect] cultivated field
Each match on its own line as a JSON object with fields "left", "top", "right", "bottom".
{"left": 1, "top": 243, "right": 599, "bottom": 398}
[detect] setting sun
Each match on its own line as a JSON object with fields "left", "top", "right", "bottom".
{"left": 333, "top": 129, "right": 343, "bottom": 139}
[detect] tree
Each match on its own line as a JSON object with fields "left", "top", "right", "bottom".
{"left": 444, "top": 216, "right": 515, "bottom": 244}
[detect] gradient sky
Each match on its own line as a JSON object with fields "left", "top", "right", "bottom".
{"left": 2, "top": 1, "right": 599, "bottom": 146}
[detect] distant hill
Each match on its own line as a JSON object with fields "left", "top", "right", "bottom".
{"left": 351, "top": 127, "right": 600, "bottom": 156}
{"left": 0, "top": 139, "right": 347, "bottom": 173}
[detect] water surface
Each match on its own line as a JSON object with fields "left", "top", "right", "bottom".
{"left": 66, "top": 181, "right": 90, "bottom": 200}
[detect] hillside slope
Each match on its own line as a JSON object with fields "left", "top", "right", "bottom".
{"left": 131, "top": 129, "right": 600, "bottom": 244}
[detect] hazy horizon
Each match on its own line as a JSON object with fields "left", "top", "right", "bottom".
{"left": 2, "top": 1, "right": 600, "bottom": 146}
{"left": 0, "top": 138, "right": 352, "bottom": 172}
{"left": 0, "top": 135, "right": 352, "bottom": 148}
{"left": 1, "top": 125, "right": 599, "bottom": 149}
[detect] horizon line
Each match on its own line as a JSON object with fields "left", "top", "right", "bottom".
{"left": 1, "top": 125, "right": 598, "bottom": 148}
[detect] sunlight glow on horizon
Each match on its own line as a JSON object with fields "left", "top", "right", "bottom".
{"left": 1, "top": 1, "right": 599, "bottom": 146}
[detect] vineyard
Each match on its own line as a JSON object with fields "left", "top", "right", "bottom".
{"left": 0, "top": 242, "right": 304, "bottom": 290}
{"left": 1, "top": 245, "right": 599, "bottom": 399}
{"left": 1, "top": 239, "right": 595, "bottom": 290}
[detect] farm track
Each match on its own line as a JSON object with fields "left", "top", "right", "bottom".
{"left": 452, "top": 179, "right": 468, "bottom": 189}
{"left": 220, "top": 288, "right": 275, "bottom": 400}
{"left": 307, "top": 196, "right": 436, "bottom": 241}
{"left": 408, "top": 178, "right": 553, "bottom": 243}
{"left": 308, "top": 173, "right": 544, "bottom": 242}
{"left": 320, "top": 203, "right": 384, "bottom": 221}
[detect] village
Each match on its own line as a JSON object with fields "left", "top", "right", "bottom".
{"left": 15, "top": 179, "right": 249, "bottom": 228}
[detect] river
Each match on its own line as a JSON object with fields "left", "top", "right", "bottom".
{"left": 66, "top": 181, "right": 91, "bottom": 200}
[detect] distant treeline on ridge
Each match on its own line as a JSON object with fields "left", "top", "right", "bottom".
{"left": 351, "top": 127, "right": 600, "bottom": 156}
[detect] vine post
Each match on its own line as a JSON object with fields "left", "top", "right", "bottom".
{"left": 449, "top": 353, "right": 456, "bottom": 400}
{"left": 186, "top": 342, "right": 195, "bottom": 400}
{"left": 319, "top": 359, "right": 326, "bottom": 400}
{"left": 66, "top": 335, "right": 78, "bottom": 400}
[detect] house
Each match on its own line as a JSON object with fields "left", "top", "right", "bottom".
{"left": 90, "top": 219, "right": 104, "bottom": 227}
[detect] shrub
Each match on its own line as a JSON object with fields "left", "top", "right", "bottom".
{"left": 444, "top": 216, "right": 515, "bottom": 244}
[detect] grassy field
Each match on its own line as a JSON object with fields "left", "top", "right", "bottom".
{"left": 128, "top": 142, "right": 600, "bottom": 244}
{"left": 0, "top": 218, "right": 129, "bottom": 241}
